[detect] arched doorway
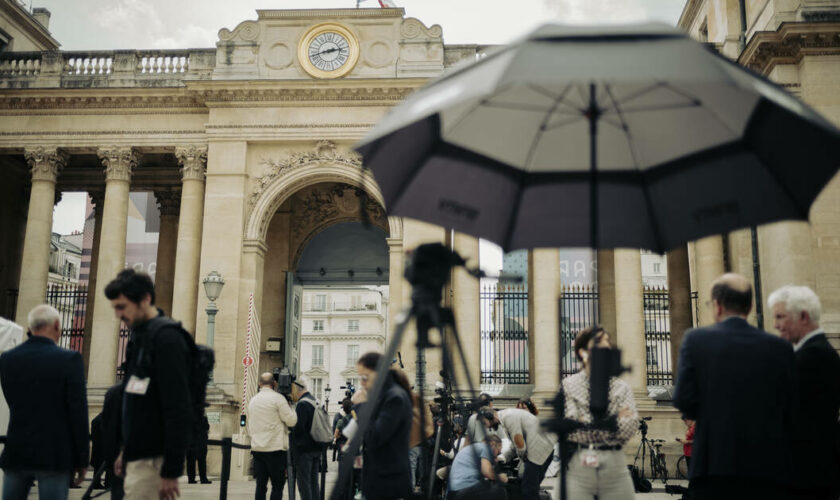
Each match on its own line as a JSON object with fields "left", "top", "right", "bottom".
{"left": 259, "top": 181, "right": 390, "bottom": 410}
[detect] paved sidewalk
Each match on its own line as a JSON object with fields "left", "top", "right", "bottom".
{"left": 60, "top": 461, "right": 688, "bottom": 500}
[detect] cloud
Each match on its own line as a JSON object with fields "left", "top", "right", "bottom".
{"left": 151, "top": 23, "right": 218, "bottom": 49}
{"left": 543, "top": 0, "right": 682, "bottom": 24}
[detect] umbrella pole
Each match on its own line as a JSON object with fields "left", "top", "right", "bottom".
{"left": 588, "top": 83, "right": 600, "bottom": 250}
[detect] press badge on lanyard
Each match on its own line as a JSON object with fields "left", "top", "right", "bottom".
{"left": 125, "top": 375, "right": 150, "bottom": 395}
{"left": 581, "top": 446, "right": 599, "bottom": 468}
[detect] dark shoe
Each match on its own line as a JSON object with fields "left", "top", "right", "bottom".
{"left": 92, "top": 482, "right": 106, "bottom": 490}
{"left": 188, "top": 479, "right": 197, "bottom": 484}
{"left": 200, "top": 479, "right": 212, "bottom": 484}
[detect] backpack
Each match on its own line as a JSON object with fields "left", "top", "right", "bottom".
{"left": 300, "top": 398, "right": 334, "bottom": 444}
{"left": 142, "top": 316, "right": 215, "bottom": 439}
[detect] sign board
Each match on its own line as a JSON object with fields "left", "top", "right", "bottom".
{"left": 242, "top": 355, "right": 254, "bottom": 368}
{"left": 206, "top": 411, "right": 221, "bottom": 424}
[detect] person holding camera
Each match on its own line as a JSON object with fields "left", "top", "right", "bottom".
{"left": 478, "top": 407, "right": 554, "bottom": 500}
{"left": 248, "top": 372, "right": 297, "bottom": 500}
{"left": 291, "top": 378, "right": 323, "bottom": 500}
{"left": 354, "top": 352, "right": 413, "bottom": 500}
{"left": 447, "top": 434, "right": 508, "bottom": 500}
{"left": 562, "top": 326, "right": 637, "bottom": 500}
{"left": 463, "top": 393, "right": 502, "bottom": 446}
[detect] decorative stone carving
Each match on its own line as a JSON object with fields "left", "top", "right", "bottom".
{"left": 218, "top": 20, "right": 261, "bottom": 42}
{"left": 97, "top": 147, "right": 138, "bottom": 182}
{"left": 739, "top": 22, "right": 840, "bottom": 75}
{"left": 400, "top": 18, "right": 442, "bottom": 40}
{"left": 175, "top": 146, "right": 208, "bottom": 181}
{"left": 24, "top": 146, "right": 68, "bottom": 182}
{"left": 289, "top": 183, "right": 388, "bottom": 262}
{"left": 154, "top": 189, "right": 182, "bottom": 216}
{"left": 250, "top": 141, "right": 363, "bottom": 210}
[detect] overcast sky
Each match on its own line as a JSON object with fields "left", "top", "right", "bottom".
{"left": 33, "top": 0, "right": 684, "bottom": 50}
{"left": 47, "top": 0, "right": 684, "bottom": 235}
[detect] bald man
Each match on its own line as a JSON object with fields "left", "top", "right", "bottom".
{"left": 673, "top": 274, "right": 796, "bottom": 500}
{"left": 248, "top": 372, "right": 297, "bottom": 500}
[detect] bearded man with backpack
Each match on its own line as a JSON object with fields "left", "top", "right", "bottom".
{"left": 106, "top": 269, "right": 213, "bottom": 500}
{"left": 291, "top": 378, "right": 330, "bottom": 500}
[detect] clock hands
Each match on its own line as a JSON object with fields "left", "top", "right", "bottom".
{"left": 317, "top": 46, "right": 341, "bottom": 56}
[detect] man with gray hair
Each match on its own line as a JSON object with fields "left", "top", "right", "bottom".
{"left": 769, "top": 285, "right": 840, "bottom": 499}
{"left": 0, "top": 304, "right": 89, "bottom": 499}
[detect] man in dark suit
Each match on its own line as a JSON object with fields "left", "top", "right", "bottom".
{"left": 674, "top": 273, "right": 796, "bottom": 500}
{"left": 0, "top": 304, "right": 89, "bottom": 499}
{"left": 769, "top": 285, "right": 840, "bottom": 500}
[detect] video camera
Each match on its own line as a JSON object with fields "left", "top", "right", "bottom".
{"left": 638, "top": 416, "right": 652, "bottom": 435}
{"left": 272, "top": 367, "right": 296, "bottom": 396}
{"left": 340, "top": 382, "right": 356, "bottom": 399}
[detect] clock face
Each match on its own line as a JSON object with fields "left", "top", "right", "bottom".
{"left": 298, "top": 23, "right": 359, "bottom": 79}
{"left": 308, "top": 32, "right": 351, "bottom": 72}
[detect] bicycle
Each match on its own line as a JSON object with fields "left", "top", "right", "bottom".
{"left": 675, "top": 454, "right": 689, "bottom": 480}
{"left": 632, "top": 417, "right": 669, "bottom": 483}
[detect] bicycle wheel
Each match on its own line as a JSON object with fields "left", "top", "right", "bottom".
{"left": 676, "top": 455, "right": 689, "bottom": 480}
{"left": 656, "top": 455, "right": 668, "bottom": 481}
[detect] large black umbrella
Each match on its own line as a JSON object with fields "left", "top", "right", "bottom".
{"left": 356, "top": 23, "right": 840, "bottom": 252}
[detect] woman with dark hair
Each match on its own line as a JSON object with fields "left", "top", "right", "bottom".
{"left": 562, "top": 326, "right": 637, "bottom": 500}
{"left": 355, "top": 351, "right": 413, "bottom": 500}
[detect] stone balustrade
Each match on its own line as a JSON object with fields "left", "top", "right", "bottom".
{"left": 0, "top": 49, "right": 216, "bottom": 89}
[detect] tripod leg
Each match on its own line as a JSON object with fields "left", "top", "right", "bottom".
{"left": 330, "top": 308, "right": 415, "bottom": 500}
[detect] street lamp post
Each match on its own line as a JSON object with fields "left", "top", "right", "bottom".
{"left": 202, "top": 271, "right": 225, "bottom": 379}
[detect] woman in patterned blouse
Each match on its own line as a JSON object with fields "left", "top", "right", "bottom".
{"left": 562, "top": 326, "right": 638, "bottom": 500}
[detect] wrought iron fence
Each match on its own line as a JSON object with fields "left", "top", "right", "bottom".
{"left": 691, "top": 291, "right": 700, "bottom": 327}
{"left": 479, "top": 283, "right": 529, "bottom": 384}
{"left": 45, "top": 284, "right": 87, "bottom": 353}
{"left": 116, "top": 323, "right": 131, "bottom": 380}
{"left": 559, "top": 285, "right": 600, "bottom": 377}
{"left": 643, "top": 287, "right": 672, "bottom": 385}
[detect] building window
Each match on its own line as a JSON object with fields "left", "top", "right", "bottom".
{"left": 312, "top": 345, "right": 324, "bottom": 367}
{"left": 347, "top": 345, "right": 359, "bottom": 366}
{"left": 314, "top": 294, "right": 326, "bottom": 311}
{"left": 313, "top": 320, "right": 324, "bottom": 332}
{"left": 348, "top": 319, "right": 359, "bottom": 332}
{"left": 653, "top": 263, "right": 661, "bottom": 273}
{"left": 312, "top": 378, "right": 323, "bottom": 401}
{"left": 351, "top": 295, "right": 362, "bottom": 310}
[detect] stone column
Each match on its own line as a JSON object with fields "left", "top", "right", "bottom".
{"left": 528, "top": 248, "right": 561, "bottom": 401}
{"left": 451, "top": 232, "right": 480, "bottom": 393}
{"left": 16, "top": 147, "right": 68, "bottom": 321}
{"left": 597, "top": 249, "right": 617, "bottom": 334}
{"left": 666, "top": 245, "right": 692, "bottom": 378}
{"left": 82, "top": 192, "right": 104, "bottom": 373}
{"left": 694, "top": 235, "right": 725, "bottom": 326}
{"left": 386, "top": 236, "right": 404, "bottom": 349}
{"left": 170, "top": 146, "right": 207, "bottom": 335}
{"left": 613, "top": 249, "right": 646, "bottom": 394}
{"left": 88, "top": 147, "right": 137, "bottom": 386}
{"left": 153, "top": 189, "right": 180, "bottom": 316}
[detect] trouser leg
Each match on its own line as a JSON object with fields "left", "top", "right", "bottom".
{"left": 2, "top": 470, "right": 34, "bottom": 500}
{"left": 198, "top": 444, "right": 208, "bottom": 481}
{"left": 265, "top": 451, "right": 287, "bottom": 500}
{"left": 186, "top": 446, "right": 197, "bottom": 482}
{"left": 253, "top": 452, "right": 269, "bottom": 500}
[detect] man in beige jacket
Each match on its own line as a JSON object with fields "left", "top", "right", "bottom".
{"left": 248, "top": 372, "right": 298, "bottom": 500}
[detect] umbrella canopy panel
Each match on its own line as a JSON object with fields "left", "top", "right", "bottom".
{"left": 358, "top": 23, "right": 840, "bottom": 253}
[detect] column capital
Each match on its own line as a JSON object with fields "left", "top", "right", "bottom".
{"left": 97, "top": 147, "right": 138, "bottom": 182}
{"left": 154, "top": 189, "right": 181, "bottom": 216}
{"left": 175, "top": 145, "right": 208, "bottom": 181}
{"left": 24, "top": 146, "right": 68, "bottom": 182}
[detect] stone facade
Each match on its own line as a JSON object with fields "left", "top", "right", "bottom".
{"left": 1, "top": 1, "right": 837, "bottom": 477}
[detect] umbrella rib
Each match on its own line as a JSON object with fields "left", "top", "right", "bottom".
{"left": 442, "top": 83, "right": 518, "bottom": 136}
{"left": 604, "top": 84, "right": 664, "bottom": 251}
{"left": 603, "top": 102, "right": 702, "bottom": 114}
{"left": 523, "top": 84, "right": 575, "bottom": 170}
{"left": 599, "top": 82, "right": 665, "bottom": 112}
{"left": 543, "top": 116, "right": 586, "bottom": 132}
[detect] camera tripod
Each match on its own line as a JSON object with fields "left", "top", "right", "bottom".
{"left": 633, "top": 416, "right": 669, "bottom": 483}
{"left": 330, "top": 243, "right": 492, "bottom": 500}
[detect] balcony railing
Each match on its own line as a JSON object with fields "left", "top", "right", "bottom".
{"left": 0, "top": 49, "right": 216, "bottom": 88}
{"left": 303, "top": 301, "right": 379, "bottom": 313}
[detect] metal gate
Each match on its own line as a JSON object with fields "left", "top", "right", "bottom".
{"left": 480, "top": 283, "right": 530, "bottom": 384}
{"left": 559, "top": 285, "right": 600, "bottom": 378}
{"left": 45, "top": 284, "right": 87, "bottom": 353}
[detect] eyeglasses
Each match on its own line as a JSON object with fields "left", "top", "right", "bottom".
{"left": 359, "top": 374, "right": 369, "bottom": 382}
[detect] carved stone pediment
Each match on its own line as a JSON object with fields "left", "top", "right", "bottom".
{"left": 304, "top": 367, "right": 330, "bottom": 378}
